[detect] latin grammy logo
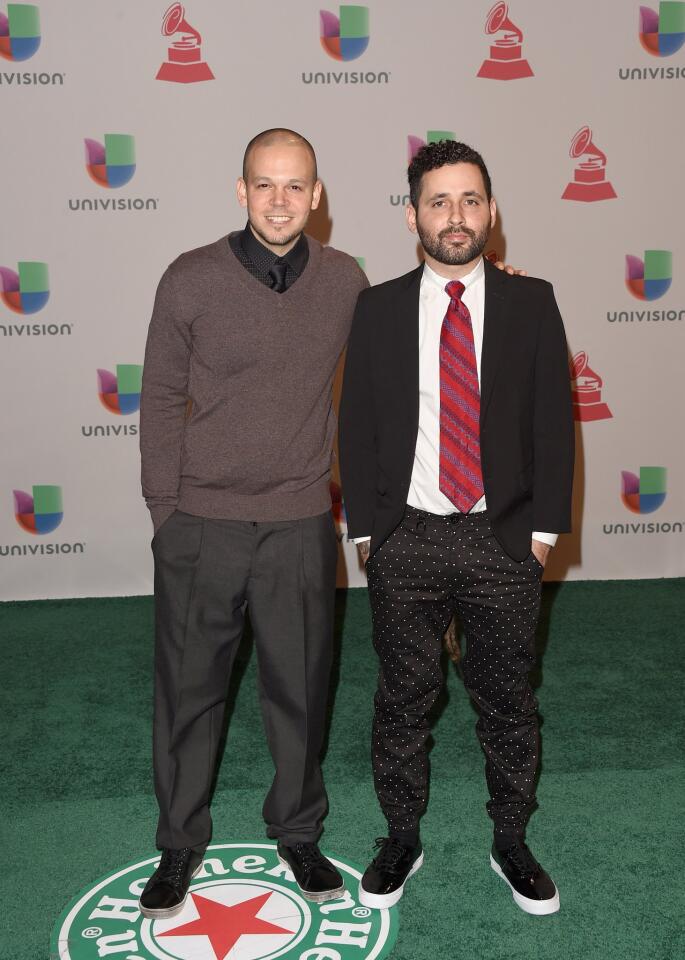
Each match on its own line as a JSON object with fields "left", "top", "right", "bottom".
{"left": 156, "top": 2, "right": 214, "bottom": 83}
{"left": 562, "top": 126, "right": 617, "bottom": 202}
{"left": 570, "top": 351, "right": 613, "bottom": 422}
{"left": 477, "top": 2, "right": 533, "bottom": 80}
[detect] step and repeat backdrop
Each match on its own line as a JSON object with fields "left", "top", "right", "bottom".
{"left": 1, "top": 0, "right": 683, "bottom": 599}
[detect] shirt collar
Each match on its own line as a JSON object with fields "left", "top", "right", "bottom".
{"left": 241, "top": 223, "right": 309, "bottom": 276}
{"left": 421, "top": 256, "right": 484, "bottom": 295}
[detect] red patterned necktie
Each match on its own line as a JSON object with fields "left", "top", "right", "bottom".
{"left": 439, "top": 279, "right": 484, "bottom": 512}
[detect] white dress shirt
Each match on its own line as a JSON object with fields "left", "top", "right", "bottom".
{"left": 354, "top": 257, "right": 557, "bottom": 548}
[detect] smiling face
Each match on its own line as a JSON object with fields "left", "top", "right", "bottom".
{"left": 237, "top": 142, "right": 322, "bottom": 255}
{"left": 406, "top": 161, "right": 496, "bottom": 277}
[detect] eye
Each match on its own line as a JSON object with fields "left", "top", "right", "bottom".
{"left": 289, "top": 184, "right": 303, "bottom": 191}
{"left": 432, "top": 200, "right": 445, "bottom": 207}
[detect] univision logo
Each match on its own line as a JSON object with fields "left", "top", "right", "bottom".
{"left": 618, "top": 2, "right": 685, "bottom": 77}
{"left": 0, "top": 3, "right": 66, "bottom": 84}
{"left": 302, "top": 5, "right": 389, "bottom": 84}
{"left": 1, "top": 484, "right": 85, "bottom": 557}
{"left": 14, "top": 484, "right": 62, "bottom": 534}
{"left": 602, "top": 466, "right": 683, "bottom": 535}
{"left": 0, "top": 259, "right": 73, "bottom": 337}
{"left": 621, "top": 466, "right": 666, "bottom": 514}
{"left": 390, "top": 132, "right": 455, "bottom": 206}
{"left": 0, "top": 260, "right": 48, "bottom": 313}
{"left": 0, "top": 2, "right": 39, "bottom": 60}
{"left": 607, "top": 249, "right": 684, "bottom": 324}
{"left": 625, "top": 249, "right": 671, "bottom": 300}
{"left": 320, "top": 5, "right": 369, "bottom": 60}
{"left": 81, "top": 365, "right": 142, "bottom": 437}
{"left": 85, "top": 134, "right": 136, "bottom": 188}
{"left": 69, "top": 135, "right": 158, "bottom": 212}
{"left": 640, "top": 2, "right": 685, "bottom": 56}
{"left": 408, "top": 130, "right": 455, "bottom": 163}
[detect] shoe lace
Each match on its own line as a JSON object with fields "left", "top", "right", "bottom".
{"left": 156, "top": 847, "right": 192, "bottom": 887}
{"left": 372, "top": 837, "right": 410, "bottom": 873}
{"left": 291, "top": 843, "right": 327, "bottom": 870}
{"left": 504, "top": 842, "right": 539, "bottom": 878}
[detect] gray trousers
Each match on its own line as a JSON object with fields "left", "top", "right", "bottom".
{"left": 151, "top": 509, "right": 338, "bottom": 852}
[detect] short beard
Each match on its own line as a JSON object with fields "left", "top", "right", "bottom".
{"left": 417, "top": 219, "right": 490, "bottom": 266}
{"left": 248, "top": 217, "right": 301, "bottom": 250}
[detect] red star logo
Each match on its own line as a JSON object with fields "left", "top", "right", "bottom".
{"left": 159, "top": 891, "right": 293, "bottom": 960}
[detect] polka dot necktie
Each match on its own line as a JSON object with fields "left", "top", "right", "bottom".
{"left": 268, "top": 259, "right": 288, "bottom": 293}
{"left": 439, "top": 280, "right": 484, "bottom": 512}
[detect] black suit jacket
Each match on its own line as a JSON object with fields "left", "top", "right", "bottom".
{"left": 338, "top": 258, "right": 574, "bottom": 562}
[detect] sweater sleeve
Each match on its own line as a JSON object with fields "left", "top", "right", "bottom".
{"left": 139, "top": 265, "right": 192, "bottom": 532}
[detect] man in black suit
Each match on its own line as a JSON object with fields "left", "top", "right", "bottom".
{"left": 339, "top": 140, "right": 573, "bottom": 915}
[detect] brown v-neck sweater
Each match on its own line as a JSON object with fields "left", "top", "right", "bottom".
{"left": 140, "top": 233, "right": 368, "bottom": 530}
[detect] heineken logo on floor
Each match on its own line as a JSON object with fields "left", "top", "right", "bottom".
{"left": 51, "top": 842, "right": 398, "bottom": 960}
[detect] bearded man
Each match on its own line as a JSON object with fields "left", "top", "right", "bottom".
{"left": 339, "top": 139, "right": 574, "bottom": 916}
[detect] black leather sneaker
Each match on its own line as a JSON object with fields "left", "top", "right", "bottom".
{"left": 139, "top": 847, "right": 204, "bottom": 919}
{"left": 277, "top": 841, "right": 345, "bottom": 903}
{"left": 490, "top": 841, "right": 560, "bottom": 915}
{"left": 359, "top": 837, "right": 424, "bottom": 909}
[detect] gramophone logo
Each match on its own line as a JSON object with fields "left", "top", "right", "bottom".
{"left": 570, "top": 351, "right": 612, "bottom": 422}
{"left": 98, "top": 365, "right": 143, "bottom": 415}
{"left": 0, "top": 261, "right": 49, "bottom": 314}
{"left": 640, "top": 2, "right": 685, "bottom": 56}
{"left": 320, "top": 5, "right": 369, "bottom": 61}
{"left": 0, "top": 3, "right": 40, "bottom": 61}
{"left": 626, "top": 250, "right": 672, "bottom": 300}
{"left": 561, "top": 126, "right": 617, "bottom": 202}
{"left": 477, "top": 2, "right": 533, "bottom": 79}
{"left": 408, "top": 131, "right": 455, "bottom": 162}
{"left": 14, "top": 485, "right": 62, "bottom": 534}
{"left": 156, "top": 2, "right": 214, "bottom": 82}
{"left": 621, "top": 467, "right": 667, "bottom": 514}
{"left": 85, "top": 134, "right": 136, "bottom": 188}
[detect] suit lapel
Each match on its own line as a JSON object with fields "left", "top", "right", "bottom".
{"left": 480, "top": 258, "right": 509, "bottom": 426}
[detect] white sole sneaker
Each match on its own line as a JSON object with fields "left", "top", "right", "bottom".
{"left": 358, "top": 851, "right": 424, "bottom": 909}
{"left": 276, "top": 854, "right": 346, "bottom": 903}
{"left": 490, "top": 854, "right": 560, "bottom": 915}
{"left": 139, "top": 861, "right": 203, "bottom": 919}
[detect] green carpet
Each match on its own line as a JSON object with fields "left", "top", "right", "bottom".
{"left": 3, "top": 580, "right": 684, "bottom": 959}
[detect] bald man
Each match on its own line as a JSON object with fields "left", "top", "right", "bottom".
{"left": 138, "top": 129, "right": 368, "bottom": 918}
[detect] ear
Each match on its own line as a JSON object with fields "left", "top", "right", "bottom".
{"left": 489, "top": 196, "right": 497, "bottom": 230}
{"left": 311, "top": 179, "right": 323, "bottom": 211}
{"left": 236, "top": 177, "right": 247, "bottom": 209}
{"left": 406, "top": 203, "right": 418, "bottom": 235}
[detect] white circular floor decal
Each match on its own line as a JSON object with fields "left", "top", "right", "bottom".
{"left": 51, "top": 842, "right": 399, "bottom": 960}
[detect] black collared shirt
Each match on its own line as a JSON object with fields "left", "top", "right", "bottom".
{"left": 228, "top": 223, "right": 309, "bottom": 292}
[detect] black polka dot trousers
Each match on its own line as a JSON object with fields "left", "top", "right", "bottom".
{"left": 366, "top": 506, "right": 544, "bottom": 845}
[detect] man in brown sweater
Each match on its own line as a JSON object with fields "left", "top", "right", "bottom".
{"left": 138, "top": 129, "right": 367, "bottom": 919}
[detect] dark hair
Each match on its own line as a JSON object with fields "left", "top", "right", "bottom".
{"left": 408, "top": 140, "right": 492, "bottom": 208}
{"left": 242, "top": 128, "right": 318, "bottom": 181}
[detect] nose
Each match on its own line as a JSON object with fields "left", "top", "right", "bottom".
{"left": 446, "top": 204, "right": 465, "bottom": 224}
{"left": 271, "top": 187, "right": 288, "bottom": 207}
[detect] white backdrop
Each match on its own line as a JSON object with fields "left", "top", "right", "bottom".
{"left": 1, "top": 0, "right": 683, "bottom": 599}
